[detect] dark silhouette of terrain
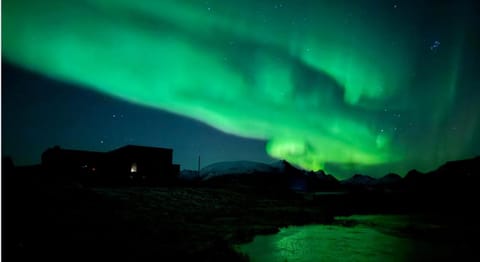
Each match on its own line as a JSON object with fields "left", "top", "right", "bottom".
{"left": 199, "top": 160, "right": 342, "bottom": 193}
{"left": 2, "top": 153, "right": 480, "bottom": 261}
{"left": 41, "top": 145, "right": 180, "bottom": 185}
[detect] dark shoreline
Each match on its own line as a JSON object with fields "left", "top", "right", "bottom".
{"left": 3, "top": 168, "right": 479, "bottom": 261}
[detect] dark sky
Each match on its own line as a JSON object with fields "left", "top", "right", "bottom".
{"left": 2, "top": 63, "right": 275, "bottom": 170}
{"left": 2, "top": 0, "right": 480, "bottom": 178}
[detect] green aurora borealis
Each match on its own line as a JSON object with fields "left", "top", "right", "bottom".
{"left": 3, "top": 0, "right": 480, "bottom": 177}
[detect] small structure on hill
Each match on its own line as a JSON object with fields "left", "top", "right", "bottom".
{"left": 42, "top": 145, "right": 180, "bottom": 184}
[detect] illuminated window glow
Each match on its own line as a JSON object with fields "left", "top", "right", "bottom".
{"left": 130, "top": 163, "right": 137, "bottom": 173}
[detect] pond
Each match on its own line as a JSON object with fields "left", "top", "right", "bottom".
{"left": 235, "top": 214, "right": 471, "bottom": 262}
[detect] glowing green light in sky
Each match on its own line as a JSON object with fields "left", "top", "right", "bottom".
{"left": 3, "top": 0, "right": 478, "bottom": 177}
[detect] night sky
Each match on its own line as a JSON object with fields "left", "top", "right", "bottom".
{"left": 2, "top": 0, "right": 480, "bottom": 178}
{"left": 2, "top": 63, "right": 275, "bottom": 171}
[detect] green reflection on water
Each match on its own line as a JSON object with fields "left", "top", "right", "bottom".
{"left": 235, "top": 215, "right": 458, "bottom": 262}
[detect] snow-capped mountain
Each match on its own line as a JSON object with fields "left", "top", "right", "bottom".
{"left": 375, "top": 173, "right": 402, "bottom": 185}
{"left": 269, "top": 160, "right": 290, "bottom": 172}
{"left": 341, "top": 174, "right": 376, "bottom": 186}
{"left": 200, "top": 161, "right": 276, "bottom": 180}
{"left": 183, "top": 160, "right": 341, "bottom": 192}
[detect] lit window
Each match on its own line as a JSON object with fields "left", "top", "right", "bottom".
{"left": 130, "top": 163, "right": 137, "bottom": 173}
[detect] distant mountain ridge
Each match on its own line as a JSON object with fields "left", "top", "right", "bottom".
{"left": 180, "top": 156, "right": 480, "bottom": 192}
{"left": 179, "top": 160, "right": 341, "bottom": 192}
{"left": 200, "top": 161, "right": 277, "bottom": 179}
{"left": 341, "top": 174, "right": 376, "bottom": 186}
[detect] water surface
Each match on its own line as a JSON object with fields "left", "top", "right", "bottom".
{"left": 236, "top": 214, "right": 467, "bottom": 262}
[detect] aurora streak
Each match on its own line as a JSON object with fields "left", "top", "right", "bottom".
{"left": 3, "top": 0, "right": 479, "bottom": 177}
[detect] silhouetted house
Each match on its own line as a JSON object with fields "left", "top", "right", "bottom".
{"left": 105, "top": 145, "right": 180, "bottom": 182}
{"left": 42, "top": 145, "right": 180, "bottom": 184}
{"left": 42, "top": 146, "right": 104, "bottom": 175}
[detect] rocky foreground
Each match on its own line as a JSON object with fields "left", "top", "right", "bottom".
{"left": 4, "top": 175, "right": 333, "bottom": 261}
{"left": 4, "top": 159, "right": 480, "bottom": 261}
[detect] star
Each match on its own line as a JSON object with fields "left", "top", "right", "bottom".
{"left": 430, "top": 40, "right": 441, "bottom": 51}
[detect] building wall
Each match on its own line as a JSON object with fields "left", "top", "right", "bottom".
{"left": 42, "top": 145, "right": 180, "bottom": 184}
